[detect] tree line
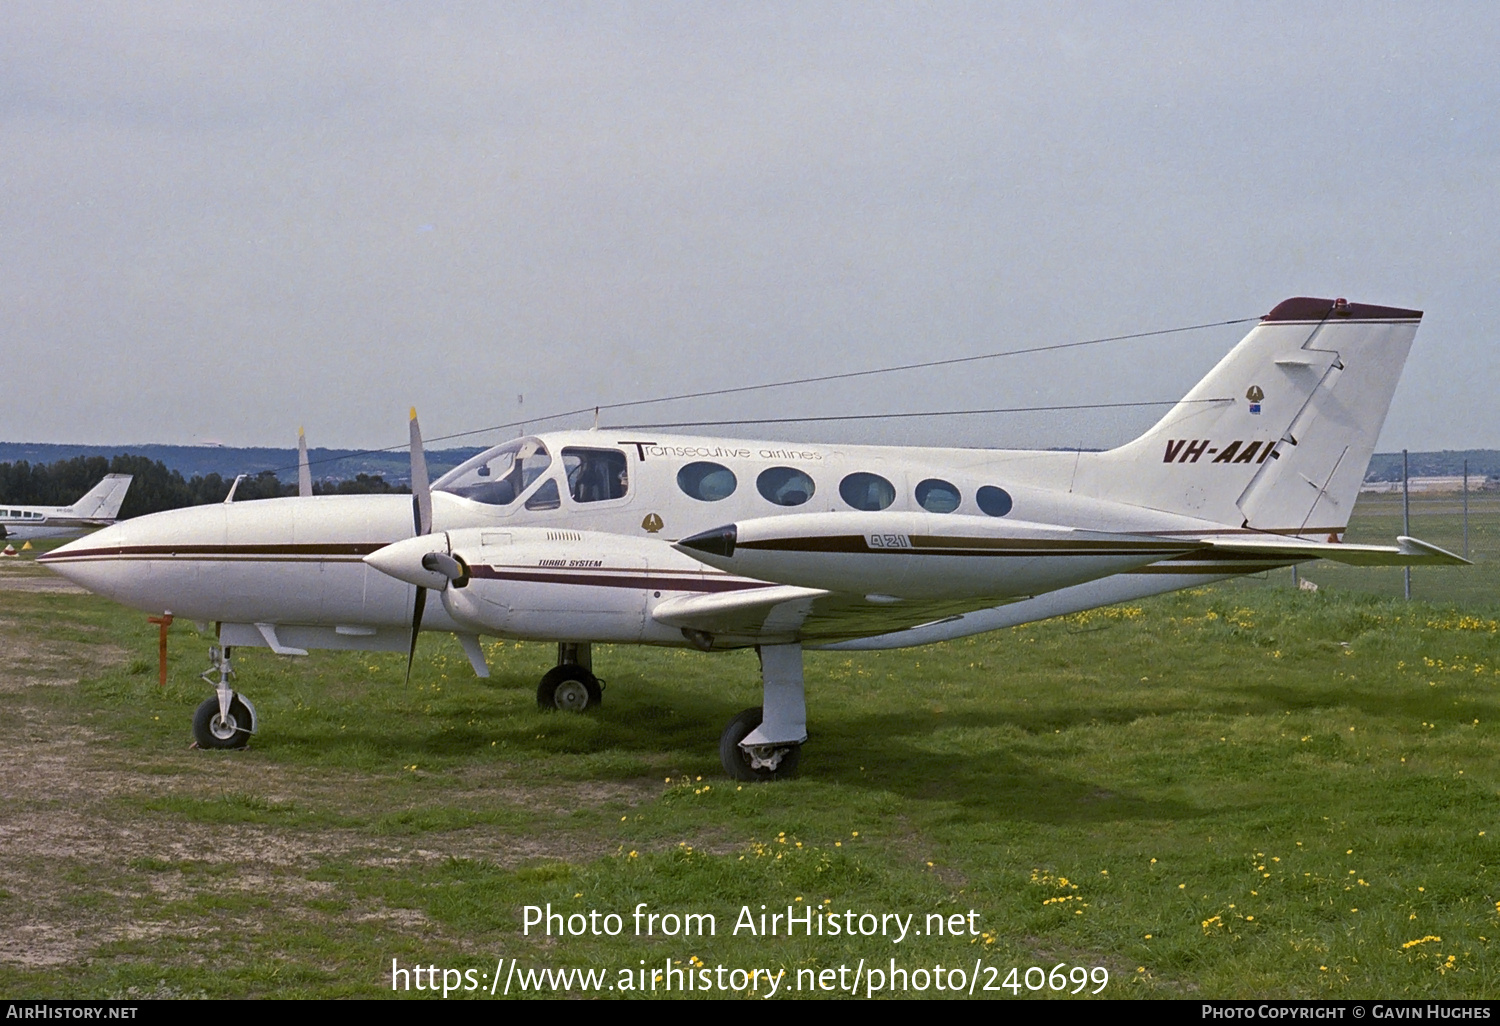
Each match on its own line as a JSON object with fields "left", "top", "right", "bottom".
{"left": 0, "top": 454, "right": 409, "bottom": 519}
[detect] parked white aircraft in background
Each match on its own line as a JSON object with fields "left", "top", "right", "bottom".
{"left": 40, "top": 298, "right": 1464, "bottom": 779}
{"left": 0, "top": 474, "right": 132, "bottom": 541}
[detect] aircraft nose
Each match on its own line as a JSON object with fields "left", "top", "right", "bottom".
{"left": 36, "top": 521, "right": 132, "bottom": 594}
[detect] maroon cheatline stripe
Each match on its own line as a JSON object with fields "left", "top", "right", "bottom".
{"left": 467, "top": 565, "right": 770, "bottom": 593}
{"left": 1128, "top": 527, "right": 1348, "bottom": 537}
{"left": 38, "top": 542, "right": 393, "bottom": 562}
{"left": 1159, "top": 549, "right": 1301, "bottom": 562}
{"left": 736, "top": 535, "right": 1197, "bottom": 557}
{"left": 911, "top": 535, "right": 1190, "bottom": 553}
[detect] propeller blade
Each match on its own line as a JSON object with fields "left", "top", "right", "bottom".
{"left": 410, "top": 407, "right": 432, "bottom": 536}
{"left": 406, "top": 585, "right": 426, "bottom": 683}
{"left": 405, "top": 408, "right": 436, "bottom": 683}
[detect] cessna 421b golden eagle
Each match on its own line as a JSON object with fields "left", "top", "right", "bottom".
{"left": 40, "top": 298, "right": 1464, "bottom": 779}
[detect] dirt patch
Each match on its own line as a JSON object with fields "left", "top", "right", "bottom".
{"left": 0, "top": 653, "right": 632, "bottom": 969}
{"left": 0, "top": 561, "right": 85, "bottom": 594}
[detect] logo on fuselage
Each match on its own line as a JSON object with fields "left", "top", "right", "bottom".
{"left": 641, "top": 513, "right": 664, "bottom": 533}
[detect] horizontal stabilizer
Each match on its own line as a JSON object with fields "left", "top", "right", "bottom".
{"left": 1205, "top": 535, "right": 1469, "bottom": 566}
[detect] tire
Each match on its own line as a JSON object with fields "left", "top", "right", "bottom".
{"left": 719, "top": 706, "right": 800, "bottom": 782}
{"left": 192, "top": 695, "right": 254, "bottom": 750}
{"left": 536, "top": 666, "right": 602, "bottom": 711}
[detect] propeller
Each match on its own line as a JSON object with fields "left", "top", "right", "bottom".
{"left": 390, "top": 409, "right": 471, "bottom": 680}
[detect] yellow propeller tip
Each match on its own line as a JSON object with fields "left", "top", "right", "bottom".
{"left": 409, "top": 406, "right": 418, "bottom": 421}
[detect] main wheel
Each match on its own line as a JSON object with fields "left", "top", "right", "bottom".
{"left": 536, "top": 666, "right": 603, "bottom": 711}
{"left": 719, "top": 706, "right": 801, "bottom": 781}
{"left": 192, "top": 695, "right": 254, "bottom": 750}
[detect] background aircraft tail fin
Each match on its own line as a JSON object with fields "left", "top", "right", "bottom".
{"left": 66, "top": 474, "right": 133, "bottom": 520}
{"left": 1087, "top": 298, "right": 1421, "bottom": 537}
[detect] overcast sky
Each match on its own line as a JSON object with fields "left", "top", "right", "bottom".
{"left": 3, "top": 3, "right": 1496, "bottom": 453}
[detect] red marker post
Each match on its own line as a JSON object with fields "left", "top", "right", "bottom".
{"left": 146, "top": 614, "right": 173, "bottom": 686}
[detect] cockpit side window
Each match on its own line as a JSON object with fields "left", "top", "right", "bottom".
{"left": 433, "top": 439, "right": 552, "bottom": 506}
{"left": 562, "top": 448, "right": 629, "bottom": 503}
{"left": 525, "top": 478, "right": 561, "bottom": 511}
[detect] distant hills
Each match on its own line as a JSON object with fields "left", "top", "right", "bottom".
{"left": 2, "top": 441, "right": 1495, "bottom": 485}
{"left": 0, "top": 442, "right": 487, "bottom": 485}
{"left": 1364, "top": 450, "right": 1500, "bottom": 482}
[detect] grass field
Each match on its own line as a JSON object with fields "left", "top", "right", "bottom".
{"left": 1, "top": 495, "right": 1498, "bottom": 999}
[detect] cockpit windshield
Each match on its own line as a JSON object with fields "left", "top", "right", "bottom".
{"left": 433, "top": 439, "right": 552, "bottom": 506}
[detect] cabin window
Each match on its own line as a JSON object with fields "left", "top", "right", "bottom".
{"left": 524, "top": 478, "right": 561, "bottom": 511}
{"left": 677, "top": 462, "right": 738, "bottom": 502}
{"left": 562, "top": 448, "right": 628, "bottom": 503}
{"left": 757, "top": 467, "right": 816, "bottom": 506}
{"left": 976, "top": 485, "right": 1013, "bottom": 517}
{"left": 433, "top": 439, "right": 552, "bottom": 506}
{"left": 915, "top": 478, "right": 961, "bottom": 514}
{"left": 839, "top": 472, "right": 895, "bottom": 511}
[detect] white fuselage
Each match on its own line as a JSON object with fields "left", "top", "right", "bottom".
{"left": 38, "top": 430, "right": 1263, "bottom": 651}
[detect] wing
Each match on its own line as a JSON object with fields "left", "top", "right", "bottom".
{"left": 651, "top": 585, "right": 1019, "bottom": 647}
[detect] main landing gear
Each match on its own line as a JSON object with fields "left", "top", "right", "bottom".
{"left": 537, "top": 642, "right": 603, "bottom": 712}
{"left": 719, "top": 643, "right": 806, "bottom": 782}
{"left": 192, "top": 644, "right": 257, "bottom": 750}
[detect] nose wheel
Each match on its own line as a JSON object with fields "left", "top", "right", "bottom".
{"left": 192, "top": 643, "right": 257, "bottom": 750}
{"left": 192, "top": 694, "right": 256, "bottom": 750}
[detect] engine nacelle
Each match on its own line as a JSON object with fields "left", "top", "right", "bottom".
{"left": 366, "top": 527, "right": 750, "bottom": 644}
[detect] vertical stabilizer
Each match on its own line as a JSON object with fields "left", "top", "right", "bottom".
{"left": 66, "top": 474, "right": 133, "bottom": 520}
{"left": 1083, "top": 298, "right": 1421, "bottom": 536}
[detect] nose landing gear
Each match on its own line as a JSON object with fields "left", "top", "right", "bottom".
{"left": 192, "top": 644, "right": 257, "bottom": 750}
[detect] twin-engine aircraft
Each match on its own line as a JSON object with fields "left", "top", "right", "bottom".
{"left": 1, "top": 474, "right": 133, "bottom": 541}
{"left": 40, "top": 298, "right": 1464, "bottom": 779}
